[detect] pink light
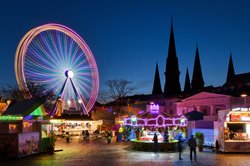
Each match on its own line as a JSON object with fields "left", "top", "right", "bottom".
{"left": 124, "top": 115, "right": 188, "bottom": 127}
{"left": 150, "top": 104, "right": 159, "bottom": 110}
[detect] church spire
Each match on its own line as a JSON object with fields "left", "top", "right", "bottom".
{"left": 164, "top": 18, "right": 181, "bottom": 96}
{"left": 184, "top": 68, "right": 191, "bottom": 93}
{"left": 152, "top": 63, "right": 163, "bottom": 95}
{"left": 226, "top": 52, "right": 235, "bottom": 84}
{"left": 191, "top": 46, "right": 204, "bottom": 91}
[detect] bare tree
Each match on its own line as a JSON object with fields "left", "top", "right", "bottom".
{"left": 1, "top": 85, "right": 26, "bottom": 101}
{"left": 97, "top": 91, "right": 110, "bottom": 104}
{"left": 96, "top": 79, "right": 134, "bottom": 117}
{"left": 1, "top": 82, "right": 54, "bottom": 101}
{"left": 105, "top": 79, "right": 134, "bottom": 101}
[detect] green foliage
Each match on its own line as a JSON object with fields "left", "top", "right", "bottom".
{"left": 195, "top": 132, "right": 204, "bottom": 146}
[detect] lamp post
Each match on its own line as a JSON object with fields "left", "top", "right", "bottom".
{"left": 241, "top": 93, "right": 247, "bottom": 107}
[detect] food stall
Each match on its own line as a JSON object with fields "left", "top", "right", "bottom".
{"left": 218, "top": 107, "right": 250, "bottom": 152}
{"left": 0, "top": 99, "right": 53, "bottom": 158}
{"left": 50, "top": 114, "right": 101, "bottom": 137}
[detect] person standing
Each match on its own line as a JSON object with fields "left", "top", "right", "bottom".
{"left": 153, "top": 133, "right": 158, "bottom": 153}
{"left": 229, "top": 131, "right": 235, "bottom": 140}
{"left": 106, "top": 130, "right": 112, "bottom": 144}
{"left": 178, "top": 136, "right": 183, "bottom": 160}
{"left": 215, "top": 140, "right": 219, "bottom": 153}
{"left": 65, "top": 131, "right": 70, "bottom": 143}
{"left": 188, "top": 135, "right": 197, "bottom": 161}
{"left": 85, "top": 130, "right": 90, "bottom": 141}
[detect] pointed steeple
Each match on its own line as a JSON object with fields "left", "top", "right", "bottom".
{"left": 164, "top": 17, "right": 181, "bottom": 96}
{"left": 184, "top": 68, "right": 191, "bottom": 93}
{"left": 191, "top": 46, "right": 204, "bottom": 91}
{"left": 226, "top": 52, "right": 235, "bottom": 84}
{"left": 152, "top": 63, "right": 163, "bottom": 95}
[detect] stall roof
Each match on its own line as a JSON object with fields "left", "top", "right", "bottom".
{"left": 2, "top": 98, "right": 45, "bottom": 116}
{"left": 184, "top": 110, "right": 204, "bottom": 121}
{"left": 52, "top": 114, "right": 93, "bottom": 121}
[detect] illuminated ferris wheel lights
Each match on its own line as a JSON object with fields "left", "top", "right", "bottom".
{"left": 65, "top": 70, "right": 74, "bottom": 78}
{"left": 15, "top": 23, "right": 99, "bottom": 115}
{"left": 67, "top": 100, "right": 71, "bottom": 105}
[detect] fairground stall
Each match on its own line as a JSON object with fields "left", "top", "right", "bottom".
{"left": 123, "top": 104, "right": 188, "bottom": 151}
{"left": 50, "top": 114, "right": 101, "bottom": 137}
{"left": 218, "top": 107, "right": 250, "bottom": 152}
{"left": 0, "top": 99, "right": 53, "bottom": 158}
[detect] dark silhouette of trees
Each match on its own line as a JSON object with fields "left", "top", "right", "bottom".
{"left": 97, "top": 79, "right": 135, "bottom": 117}
{"left": 1, "top": 82, "right": 54, "bottom": 101}
{"left": 105, "top": 79, "right": 134, "bottom": 101}
{"left": 0, "top": 82, "right": 55, "bottom": 113}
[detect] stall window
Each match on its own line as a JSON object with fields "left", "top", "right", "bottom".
{"left": 41, "top": 124, "right": 52, "bottom": 138}
{"left": 215, "top": 108, "right": 220, "bottom": 114}
{"left": 227, "top": 123, "right": 244, "bottom": 132}
{"left": 23, "top": 122, "right": 33, "bottom": 133}
{"left": 9, "top": 123, "right": 18, "bottom": 133}
{"left": 203, "top": 109, "right": 208, "bottom": 115}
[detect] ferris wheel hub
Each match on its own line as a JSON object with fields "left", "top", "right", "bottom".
{"left": 65, "top": 70, "right": 74, "bottom": 78}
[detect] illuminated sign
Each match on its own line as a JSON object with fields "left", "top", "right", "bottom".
{"left": 232, "top": 107, "right": 250, "bottom": 111}
{"left": 241, "top": 116, "right": 250, "bottom": 122}
{"left": 150, "top": 104, "right": 159, "bottom": 113}
{"left": 50, "top": 119, "right": 65, "bottom": 123}
{"left": 230, "top": 114, "right": 240, "bottom": 122}
{"left": 0, "top": 115, "right": 23, "bottom": 121}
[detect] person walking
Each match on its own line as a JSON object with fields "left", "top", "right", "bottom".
{"left": 153, "top": 133, "right": 158, "bottom": 153}
{"left": 178, "top": 136, "right": 183, "bottom": 160}
{"left": 188, "top": 135, "right": 197, "bottom": 161}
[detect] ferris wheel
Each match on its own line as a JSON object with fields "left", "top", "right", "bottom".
{"left": 15, "top": 23, "right": 99, "bottom": 116}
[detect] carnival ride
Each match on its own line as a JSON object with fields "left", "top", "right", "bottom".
{"left": 123, "top": 114, "right": 188, "bottom": 151}
{"left": 15, "top": 23, "right": 99, "bottom": 116}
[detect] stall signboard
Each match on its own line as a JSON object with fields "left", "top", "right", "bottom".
{"left": 230, "top": 112, "right": 250, "bottom": 122}
{"left": 18, "top": 132, "right": 40, "bottom": 157}
{"left": 230, "top": 114, "right": 240, "bottom": 122}
{"left": 241, "top": 116, "right": 250, "bottom": 122}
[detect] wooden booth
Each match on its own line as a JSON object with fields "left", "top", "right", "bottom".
{"left": 0, "top": 98, "right": 53, "bottom": 158}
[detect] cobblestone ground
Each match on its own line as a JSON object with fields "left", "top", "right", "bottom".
{"left": 2, "top": 137, "right": 250, "bottom": 166}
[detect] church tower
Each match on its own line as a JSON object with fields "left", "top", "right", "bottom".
{"left": 152, "top": 63, "right": 163, "bottom": 95}
{"left": 164, "top": 18, "right": 181, "bottom": 96}
{"left": 226, "top": 52, "right": 235, "bottom": 84}
{"left": 191, "top": 46, "right": 204, "bottom": 91}
{"left": 184, "top": 68, "right": 191, "bottom": 93}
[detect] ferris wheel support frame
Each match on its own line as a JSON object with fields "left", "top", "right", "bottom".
{"left": 50, "top": 77, "right": 89, "bottom": 117}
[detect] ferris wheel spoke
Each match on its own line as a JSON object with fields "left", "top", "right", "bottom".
{"left": 69, "top": 78, "right": 88, "bottom": 115}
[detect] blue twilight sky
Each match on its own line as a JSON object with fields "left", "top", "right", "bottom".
{"left": 1, "top": 0, "right": 250, "bottom": 95}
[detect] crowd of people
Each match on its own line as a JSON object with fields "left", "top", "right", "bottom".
{"left": 60, "top": 125, "right": 214, "bottom": 162}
